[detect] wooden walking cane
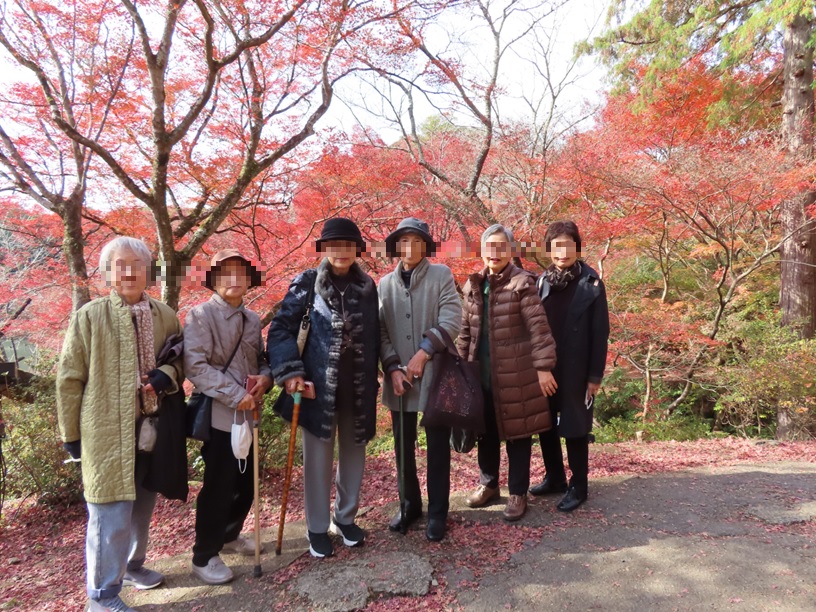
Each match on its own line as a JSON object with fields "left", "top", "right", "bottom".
{"left": 276, "top": 386, "right": 302, "bottom": 556}
{"left": 252, "top": 399, "right": 262, "bottom": 577}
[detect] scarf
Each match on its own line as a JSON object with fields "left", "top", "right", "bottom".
{"left": 129, "top": 295, "right": 158, "bottom": 416}
{"left": 544, "top": 261, "right": 581, "bottom": 291}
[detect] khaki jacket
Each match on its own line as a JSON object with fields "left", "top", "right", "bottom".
{"left": 56, "top": 292, "right": 183, "bottom": 503}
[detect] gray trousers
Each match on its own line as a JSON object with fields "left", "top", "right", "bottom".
{"left": 301, "top": 399, "right": 366, "bottom": 533}
{"left": 86, "top": 458, "right": 156, "bottom": 600}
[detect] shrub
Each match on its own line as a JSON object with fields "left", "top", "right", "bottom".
{"left": 594, "top": 412, "right": 714, "bottom": 443}
{"left": 1, "top": 371, "right": 82, "bottom": 506}
{"left": 715, "top": 322, "right": 816, "bottom": 439}
{"left": 594, "top": 367, "right": 645, "bottom": 422}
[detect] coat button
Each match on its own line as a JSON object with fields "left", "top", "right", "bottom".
{"left": 407, "top": 335, "right": 412, "bottom": 340}
{"left": 406, "top": 313, "right": 411, "bottom": 318}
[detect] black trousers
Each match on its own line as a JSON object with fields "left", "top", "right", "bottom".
{"left": 477, "top": 391, "right": 532, "bottom": 496}
{"left": 538, "top": 426, "right": 589, "bottom": 491}
{"left": 192, "top": 428, "right": 255, "bottom": 566}
{"left": 391, "top": 410, "right": 451, "bottom": 520}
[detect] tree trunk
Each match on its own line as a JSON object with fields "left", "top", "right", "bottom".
{"left": 61, "top": 199, "right": 91, "bottom": 312}
{"left": 160, "top": 253, "right": 184, "bottom": 311}
{"left": 780, "top": 15, "right": 816, "bottom": 340}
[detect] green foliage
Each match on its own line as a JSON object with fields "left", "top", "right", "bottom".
{"left": 606, "top": 258, "right": 663, "bottom": 301}
{"left": 258, "top": 387, "right": 300, "bottom": 467}
{"left": 366, "top": 409, "right": 426, "bottom": 457}
{"left": 595, "top": 367, "right": 645, "bottom": 422}
{"left": 591, "top": 0, "right": 792, "bottom": 83}
{"left": 594, "top": 412, "right": 714, "bottom": 443}
{"left": 715, "top": 319, "right": 816, "bottom": 438}
{"left": 186, "top": 387, "right": 300, "bottom": 480}
{"left": 1, "top": 371, "right": 82, "bottom": 506}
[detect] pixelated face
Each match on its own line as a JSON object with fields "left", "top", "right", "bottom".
{"left": 482, "top": 232, "right": 512, "bottom": 274}
{"left": 397, "top": 233, "right": 426, "bottom": 268}
{"left": 108, "top": 249, "right": 150, "bottom": 304}
{"left": 323, "top": 240, "right": 358, "bottom": 275}
{"left": 548, "top": 234, "right": 579, "bottom": 269}
{"left": 213, "top": 259, "right": 251, "bottom": 301}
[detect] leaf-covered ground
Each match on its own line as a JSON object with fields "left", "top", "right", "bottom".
{"left": 2, "top": 438, "right": 815, "bottom": 611}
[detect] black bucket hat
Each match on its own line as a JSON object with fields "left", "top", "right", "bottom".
{"left": 384, "top": 217, "right": 436, "bottom": 257}
{"left": 315, "top": 217, "right": 366, "bottom": 252}
{"left": 205, "top": 249, "right": 265, "bottom": 290}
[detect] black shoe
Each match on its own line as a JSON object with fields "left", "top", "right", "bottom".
{"left": 307, "top": 531, "right": 334, "bottom": 558}
{"left": 425, "top": 518, "right": 446, "bottom": 542}
{"left": 388, "top": 504, "right": 422, "bottom": 532}
{"left": 330, "top": 520, "right": 365, "bottom": 547}
{"left": 557, "top": 486, "right": 588, "bottom": 512}
{"left": 529, "top": 475, "right": 568, "bottom": 497}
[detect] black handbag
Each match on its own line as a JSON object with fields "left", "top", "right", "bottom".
{"left": 185, "top": 316, "right": 245, "bottom": 442}
{"left": 419, "top": 328, "right": 485, "bottom": 434}
{"left": 450, "top": 427, "right": 477, "bottom": 454}
{"left": 185, "top": 392, "right": 214, "bottom": 442}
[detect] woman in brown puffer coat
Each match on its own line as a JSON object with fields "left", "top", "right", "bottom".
{"left": 457, "top": 224, "right": 557, "bottom": 522}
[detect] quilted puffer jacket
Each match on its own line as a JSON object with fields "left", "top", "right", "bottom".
{"left": 456, "top": 264, "right": 556, "bottom": 440}
{"left": 56, "top": 291, "right": 183, "bottom": 503}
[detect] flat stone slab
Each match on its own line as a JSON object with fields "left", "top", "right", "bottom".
{"left": 130, "top": 522, "right": 308, "bottom": 610}
{"left": 294, "top": 551, "right": 434, "bottom": 612}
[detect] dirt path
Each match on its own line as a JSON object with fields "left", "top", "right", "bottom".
{"left": 128, "top": 460, "right": 816, "bottom": 611}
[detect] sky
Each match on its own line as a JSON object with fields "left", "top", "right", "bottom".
{"left": 328, "top": 0, "right": 611, "bottom": 141}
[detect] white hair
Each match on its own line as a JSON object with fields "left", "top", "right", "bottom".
{"left": 481, "top": 223, "right": 515, "bottom": 247}
{"left": 99, "top": 236, "right": 153, "bottom": 282}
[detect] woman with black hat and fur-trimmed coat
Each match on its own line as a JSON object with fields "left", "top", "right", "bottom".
{"left": 267, "top": 217, "right": 380, "bottom": 559}
{"left": 184, "top": 250, "right": 273, "bottom": 585}
{"left": 378, "top": 218, "right": 461, "bottom": 542}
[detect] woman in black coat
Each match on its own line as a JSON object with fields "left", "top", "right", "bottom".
{"left": 267, "top": 218, "right": 380, "bottom": 559}
{"left": 530, "top": 220, "right": 610, "bottom": 512}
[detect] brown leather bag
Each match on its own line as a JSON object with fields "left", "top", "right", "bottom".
{"left": 420, "top": 328, "right": 485, "bottom": 434}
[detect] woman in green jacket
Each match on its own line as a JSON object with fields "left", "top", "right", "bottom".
{"left": 57, "top": 237, "right": 183, "bottom": 612}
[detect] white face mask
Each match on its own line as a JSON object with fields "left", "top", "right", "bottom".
{"left": 231, "top": 411, "right": 253, "bottom": 473}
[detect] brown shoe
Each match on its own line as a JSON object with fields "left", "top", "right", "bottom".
{"left": 465, "top": 485, "right": 500, "bottom": 508}
{"left": 502, "top": 494, "right": 528, "bottom": 521}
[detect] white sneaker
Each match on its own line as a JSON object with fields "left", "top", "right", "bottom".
{"left": 222, "top": 534, "right": 265, "bottom": 556}
{"left": 191, "top": 556, "right": 234, "bottom": 585}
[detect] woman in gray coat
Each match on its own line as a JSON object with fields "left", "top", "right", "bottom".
{"left": 379, "top": 218, "right": 461, "bottom": 542}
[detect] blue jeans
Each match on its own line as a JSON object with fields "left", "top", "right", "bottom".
{"left": 85, "top": 461, "right": 157, "bottom": 600}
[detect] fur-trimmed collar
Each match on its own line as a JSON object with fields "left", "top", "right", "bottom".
{"left": 315, "top": 258, "right": 376, "bottom": 301}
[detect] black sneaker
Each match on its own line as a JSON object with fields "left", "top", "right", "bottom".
{"left": 330, "top": 520, "right": 365, "bottom": 547}
{"left": 307, "top": 531, "right": 334, "bottom": 558}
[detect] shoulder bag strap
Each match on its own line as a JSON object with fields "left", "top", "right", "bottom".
{"left": 296, "top": 271, "right": 317, "bottom": 356}
{"left": 220, "top": 313, "right": 245, "bottom": 374}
